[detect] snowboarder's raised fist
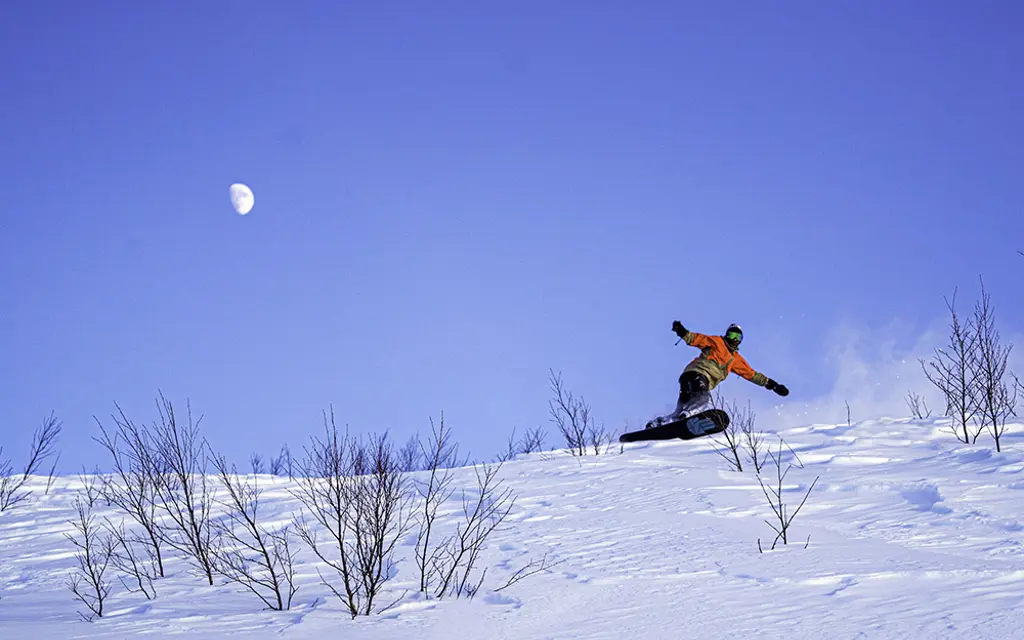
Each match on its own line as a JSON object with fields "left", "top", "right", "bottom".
{"left": 672, "top": 320, "right": 687, "bottom": 338}
{"left": 766, "top": 378, "right": 789, "bottom": 397}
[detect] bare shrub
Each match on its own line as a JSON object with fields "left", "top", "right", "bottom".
{"left": 586, "top": 424, "right": 614, "bottom": 456}
{"left": 494, "top": 552, "right": 564, "bottom": 592}
{"left": 0, "top": 412, "right": 62, "bottom": 512}
{"left": 548, "top": 370, "right": 610, "bottom": 456}
{"left": 518, "top": 426, "right": 547, "bottom": 454}
{"left": 497, "top": 426, "right": 548, "bottom": 462}
{"left": 269, "top": 445, "right": 293, "bottom": 478}
{"left": 151, "top": 393, "right": 218, "bottom": 585}
{"left": 905, "top": 391, "right": 932, "bottom": 420}
{"left": 249, "top": 453, "right": 265, "bottom": 475}
{"left": 709, "top": 394, "right": 745, "bottom": 472}
{"left": 350, "top": 432, "right": 413, "bottom": 609}
{"left": 710, "top": 397, "right": 766, "bottom": 474}
{"left": 93, "top": 404, "right": 167, "bottom": 578}
{"left": 78, "top": 467, "right": 104, "bottom": 509}
{"left": 105, "top": 519, "right": 157, "bottom": 600}
{"left": 971, "top": 279, "right": 1017, "bottom": 452}
{"left": 431, "top": 462, "right": 516, "bottom": 599}
{"left": 921, "top": 289, "right": 981, "bottom": 443}
{"left": 410, "top": 415, "right": 520, "bottom": 599}
{"left": 294, "top": 408, "right": 412, "bottom": 617}
{"left": 399, "top": 436, "right": 422, "bottom": 473}
{"left": 211, "top": 454, "right": 298, "bottom": 611}
{"left": 497, "top": 430, "right": 519, "bottom": 463}
{"left": 414, "top": 414, "right": 461, "bottom": 595}
{"left": 741, "top": 415, "right": 767, "bottom": 474}
{"left": 66, "top": 496, "right": 116, "bottom": 621}
{"left": 757, "top": 436, "right": 818, "bottom": 552}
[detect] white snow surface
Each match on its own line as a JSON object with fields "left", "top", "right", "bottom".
{"left": 2, "top": 417, "right": 1024, "bottom": 639}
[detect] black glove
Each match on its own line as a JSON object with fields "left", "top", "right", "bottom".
{"left": 672, "top": 320, "right": 687, "bottom": 338}
{"left": 766, "top": 378, "right": 789, "bottom": 397}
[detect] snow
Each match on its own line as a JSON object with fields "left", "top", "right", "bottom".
{"left": 2, "top": 417, "right": 1023, "bottom": 639}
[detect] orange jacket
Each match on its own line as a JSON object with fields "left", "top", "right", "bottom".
{"left": 681, "top": 330, "right": 769, "bottom": 390}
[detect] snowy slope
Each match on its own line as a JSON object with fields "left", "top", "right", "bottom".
{"left": 2, "top": 417, "right": 1023, "bottom": 640}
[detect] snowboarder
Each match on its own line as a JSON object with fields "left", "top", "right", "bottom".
{"left": 645, "top": 321, "right": 790, "bottom": 431}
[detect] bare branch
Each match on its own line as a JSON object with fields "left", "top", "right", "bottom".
{"left": 494, "top": 553, "right": 565, "bottom": 592}
{"left": 709, "top": 394, "right": 746, "bottom": 472}
{"left": 756, "top": 436, "right": 818, "bottom": 551}
{"left": 398, "top": 436, "right": 422, "bottom": 472}
{"left": 905, "top": 391, "right": 932, "bottom": 420}
{"left": 105, "top": 519, "right": 157, "bottom": 600}
{"left": 0, "top": 412, "right": 63, "bottom": 512}
{"left": 432, "top": 462, "right": 516, "bottom": 599}
{"left": 970, "top": 277, "right": 1016, "bottom": 452}
{"left": 78, "top": 467, "right": 103, "bottom": 509}
{"left": 269, "top": 444, "right": 293, "bottom": 478}
{"left": 921, "top": 288, "right": 981, "bottom": 443}
{"left": 293, "top": 407, "right": 412, "bottom": 616}
{"left": 65, "top": 496, "right": 115, "bottom": 620}
{"left": 211, "top": 453, "right": 298, "bottom": 610}
{"left": 414, "top": 413, "right": 461, "bottom": 597}
{"left": 249, "top": 452, "right": 265, "bottom": 475}
{"left": 150, "top": 393, "right": 218, "bottom": 584}
{"left": 93, "top": 404, "right": 167, "bottom": 578}
{"left": 548, "top": 370, "right": 606, "bottom": 456}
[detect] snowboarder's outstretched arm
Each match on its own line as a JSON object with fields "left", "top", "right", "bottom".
{"left": 672, "top": 321, "right": 715, "bottom": 348}
{"left": 730, "top": 355, "right": 789, "bottom": 396}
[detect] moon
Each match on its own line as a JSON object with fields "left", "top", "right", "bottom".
{"left": 229, "top": 183, "right": 254, "bottom": 215}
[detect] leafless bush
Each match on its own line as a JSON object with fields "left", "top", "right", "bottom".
{"left": 150, "top": 393, "right": 218, "bottom": 585}
{"left": 587, "top": 424, "right": 614, "bottom": 456}
{"left": 351, "top": 432, "right": 413, "bottom": 608}
{"left": 414, "top": 414, "right": 461, "bottom": 596}
{"left": 905, "top": 391, "right": 933, "bottom": 420}
{"left": 709, "top": 395, "right": 745, "bottom": 472}
{"left": 494, "top": 552, "right": 564, "bottom": 592}
{"left": 497, "top": 426, "right": 548, "bottom": 462}
{"left": 741, "top": 416, "right": 767, "bottom": 474}
{"left": 413, "top": 418, "right": 522, "bottom": 599}
{"left": 399, "top": 436, "right": 422, "bottom": 473}
{"left": 294, "top": 409, "right": 412, "bottom": 617}
{"left": 78, "top": 468, "right": 104, "bottom": 509}
{"left": 249, "top": 453, "right": 265, "bottom": 475}
{"left": 971, "top": 279, "right": 1017, "bottom": 452}
{"left": 430, "top": 462, "right": 516, "bottom": 599}
{"left": 548, "top": 370, "right": 610, "bottom": 456}
{"left": 757, "top": 437, "right": 818, "bottom": 552}
{"left": 518, "top": 426, "right": 547, "bottom": 454}
{"left": 105, "top": 519, "right": 157, "bottom": 600}
{"left": 921, "top": 289, "right": 981, "bottom": 443}
{"left": 93, "top": 404, "right": 167, "bottom": 578}
{"left": 269, "top": 445, "right": 293, "bottom": 478}
{"left": 0, "top": 412, "right": 62, "bottom": 512}
{"left": 211, "top": 454, "right": 298, "bottom": 611}
{"left": 711, "top": 398, "right": 766, "bottom": 474}
{"left": 65, "top": 496, "right": 116, "bottom": 621}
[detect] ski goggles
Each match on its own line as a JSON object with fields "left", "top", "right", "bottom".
{"left": 725, "top": 331, "right": 743, "bottom": 344}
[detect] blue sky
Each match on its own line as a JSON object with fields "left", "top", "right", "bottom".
{"left": 2, "top": 1, "right": 1022, "bottom": 472}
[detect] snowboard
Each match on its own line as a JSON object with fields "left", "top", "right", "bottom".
{"left": 619, "top": 409, "right": 730, "bottom": 443}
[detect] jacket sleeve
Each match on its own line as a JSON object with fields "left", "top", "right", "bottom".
{"left": 731, "top": 354, "right": 769, "bottom": 387}
{"left": 682, "top": 330, "right": 716, "bottom": 349}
